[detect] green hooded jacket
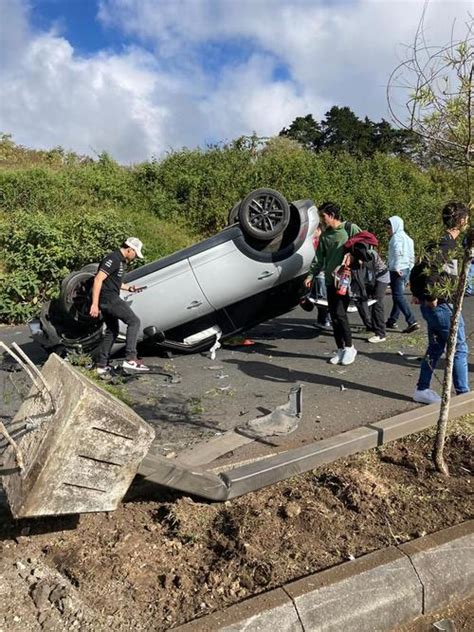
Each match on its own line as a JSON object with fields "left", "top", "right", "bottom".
{"left": 308, "top": 221, "right": 361, "bottom": 286}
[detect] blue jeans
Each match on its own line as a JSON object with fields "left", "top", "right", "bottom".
{"left": 466, "top": 261, "right": 474, "bottom": 294}
{"left": 417, "top": 303, "right": 469, "bottom": 394}
{"left": 388, "top": 269, "right": 416, "bottom": 326}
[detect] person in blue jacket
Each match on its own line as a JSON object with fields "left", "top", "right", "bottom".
{"left": 385, "top": 216, "right": 419, "bottom": 333}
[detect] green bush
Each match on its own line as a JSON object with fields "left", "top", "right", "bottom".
{"left": 0, "top": 134, "right": 459, "bottom": 323}
{"left": 0, "top": 209, "right": 131, "bottom": 322}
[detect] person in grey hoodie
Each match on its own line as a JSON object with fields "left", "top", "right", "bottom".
{"left": 385, "top": 216, "right": 419, "bottom": 333}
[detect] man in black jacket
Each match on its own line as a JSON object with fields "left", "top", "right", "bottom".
{"left": 90, "top": 237, "right": 149, "bottom": 376}
{"left": 411, "top": 202, "right": 470, "bottom": 404}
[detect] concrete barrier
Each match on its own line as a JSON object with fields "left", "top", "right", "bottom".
{"left": 3, "top": 354, "right": 155, "bottom": 518}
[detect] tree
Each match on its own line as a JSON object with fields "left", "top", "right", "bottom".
{"left": 280, "top": 108, "right": 419, "bottom": 157}
{"left": 279, "top": 114, "right": 323, "bottom": 151}
{"left": 388, "top": 5, "right": 473, "bottom": 475}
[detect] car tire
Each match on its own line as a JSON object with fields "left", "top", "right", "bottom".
{"left": 80, "top": 262, "right": 99, "bottom": 274}
{"left": 238, "top": 188, "right": 290, "bottom": 241}
{"left": 58, "top": 269, "right": 96, "bottom": 323}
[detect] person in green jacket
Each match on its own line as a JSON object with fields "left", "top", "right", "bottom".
{"left": 304, "top": 201, "right": 361, "bottom": 365}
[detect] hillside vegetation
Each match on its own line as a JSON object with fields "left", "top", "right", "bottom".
{"left": 0, "top": 133, "right": 454, "bottom": 323}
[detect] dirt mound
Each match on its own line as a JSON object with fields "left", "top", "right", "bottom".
{"left": 0, "top": 421, "right": 472, "bottom": 631}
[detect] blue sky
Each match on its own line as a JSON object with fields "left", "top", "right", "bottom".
{"left": 1, "top": 0, "right": 471, "bottom": 163}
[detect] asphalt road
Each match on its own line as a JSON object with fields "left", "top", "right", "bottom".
{"left": 1, "top": 296, "right": 473, "bottom": 466}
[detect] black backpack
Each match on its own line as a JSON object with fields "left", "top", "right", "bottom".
{"left": 409, "top": 258, "right": 430, "bottom": 300}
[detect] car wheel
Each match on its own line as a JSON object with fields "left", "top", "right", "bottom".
{"left": 238, "top": 188, "right": 290, "bottom": 241}
{"left": 80, "top": 262, "right": 99, "bottom": 274}
{"left": 58, "top": 269, "right": 96, "bottom": 323}
{"left": 228, "top": 201, "right": 241, "bottom": 226}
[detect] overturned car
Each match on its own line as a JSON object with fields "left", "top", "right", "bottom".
{"left": 30, "top": 189, "right": 320, "bottom": 355}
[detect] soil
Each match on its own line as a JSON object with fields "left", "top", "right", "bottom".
{"left": 0, "top": 418, "right": 472, "bottom": 631}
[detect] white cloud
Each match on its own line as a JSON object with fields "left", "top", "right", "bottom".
{"left": 0, "top": 0, "right": 471, "bottom": 162}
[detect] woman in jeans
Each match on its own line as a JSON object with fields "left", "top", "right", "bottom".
{"left": 385, "top": 216, "right": 419, "bottom": 333}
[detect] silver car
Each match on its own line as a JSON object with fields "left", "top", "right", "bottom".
{"left": 30, "top": 189, "right": 320, "bottom": 355}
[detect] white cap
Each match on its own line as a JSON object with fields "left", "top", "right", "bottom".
{"left": 125, "top": 237, "right": 144, "bottom": 259}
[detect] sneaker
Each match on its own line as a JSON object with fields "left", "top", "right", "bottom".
{"left": 328, "top": 349, "right": 344, "bottom": 365}
{"left": 96, "top": 366, "right": 113, "bottom": 380}
{"left": 403, "top": 322, "right": 420, "bottom": 334}
{"left": 368, "top": 335, "right": 386, "bottom": 343}
{"left": 413, "top": 388, "right": 441, "bottom": 404}
{"left": 122, "top": 359, "right": 150, "bottom": 372}
{"left": 386, "top": 321, "right": 398, "bottom": 329}
{"left": 341, "top": 346, "right": 357, "bottom": 365}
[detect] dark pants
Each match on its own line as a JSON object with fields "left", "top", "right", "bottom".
{"left": 388, "top": 269, "right": 416, "bottom": 326}
{"left": 356, "top": 301, "right": 372, "bottom": 329}
{"left": 370, "top": 281, "right": 388, "bottom": 337}
{"left": 96, "top": 297, "right": 141, "bottom": 367}
{"left": 327, "top": 285, "right": 352, "bottom": 349}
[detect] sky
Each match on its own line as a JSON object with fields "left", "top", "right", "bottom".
{"left": 0, "top": 0, "right": 471, "bottom": 163}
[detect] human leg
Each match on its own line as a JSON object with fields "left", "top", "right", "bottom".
{"left": 452, "top": 314, "right": 469, "bottom": 394}
{"left": 416, "top": 304, "right": 448, "bottom": 392}
{"left": 356, "top": 300, "right": 372, "bottom": 330}
{"left": 369, "top": 281, "right": 387, "bottom": 338}
{"left": 387, "top": 271, "right": 401, "bottom": 326}
{"left": 327, "top": 285, "right": 352, "bottom": 348}
{"left": 95, "top": 311, "right": 120, "bottom": 367}
{"left": 106, "top": 299, "right": 141, "bottom": 361}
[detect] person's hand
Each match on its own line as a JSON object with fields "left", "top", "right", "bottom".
{"left": 90, "top": 304, "right": 100, "bottom": 318}
{"left": 411, "top": 297, "right": 421, "bottom": 305}
{"left": 342, "top": 253, "right": 352, "bottom": 267}
{"left": 426, "top": 298, "right": 438, "bottom": 308}
{"left": 304, "top": 277, "right": 312, "bottom": 289}
{"left": 397, "top": 270, "right": 404, "bottom": 277}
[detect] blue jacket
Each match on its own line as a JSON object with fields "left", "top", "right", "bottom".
{"left": 388, "top": 216, "right": 415, "bottom": 272}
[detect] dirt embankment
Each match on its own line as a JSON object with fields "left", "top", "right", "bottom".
{"left": 1, "top": 421, "right": 472, "bottom": 631}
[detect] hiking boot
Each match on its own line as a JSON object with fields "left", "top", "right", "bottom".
{"left": 403, "top": 322, "right": 420, "bottom": 334}
{"left": 413, "top": 388, "right": 441, "bottom": 404}
{"left": 122, "top": 359, "right": 150, "bottom": 372}
{"left": 341, "top": 346, "right": 357, "bottom": 366}
{"left": 368, "top": 335, "right": 386, "bottom": 343}
{"left": 328, "top": 349, "right": 344, "bottom": 365}
{"left": 386, "top": 320, "right": 398, "bottom": 329}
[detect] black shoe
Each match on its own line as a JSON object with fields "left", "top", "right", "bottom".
{"left": 386, "top": 321, "right": 398, "bottom": 329}
{"left": 403, "top": 322, "right": 420, "bottom": 334}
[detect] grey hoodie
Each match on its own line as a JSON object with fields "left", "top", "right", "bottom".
{"left": 388, "top": 216, "right": 415, "bottom": 272}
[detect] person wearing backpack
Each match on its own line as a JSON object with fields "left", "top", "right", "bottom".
{"left": 304, "top": 202, "right": 361, "bottom": 366}
{"left": 343, "top": 233, "right": 390, "bottom": 343}
{"left": 385, "top": 216, "right": 419, "bottom": 333}
{"left": 410, "top": 202, "right": 470, "bottom": 405}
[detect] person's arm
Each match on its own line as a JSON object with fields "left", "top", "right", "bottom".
{"left": 424, "top": 237, "right": 454, "bottom": 304}
{"left": 90, "top": 271, "right": 108, "bottom": 318}
{"left": 121, "top": 283, "right": 143, "bottom": 293}
{"left": 305, "top": 240, "right": 325, "bottom": 287}
{"left": 392, "top": 234, "right": 404, "bottom": 275}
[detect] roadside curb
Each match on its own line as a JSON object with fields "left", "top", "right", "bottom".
{"left": 173, "top": 521, "right": 474, "bottom": 631}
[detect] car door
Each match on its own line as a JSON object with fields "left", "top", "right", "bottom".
{"left": 120, "top": 259, "right": 214, "bottom": 333}
{"left": 189, "top": 239, "right": 281, "bottom": 311}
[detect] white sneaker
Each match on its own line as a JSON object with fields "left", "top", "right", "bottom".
{"left": 96, "top": 366, "right": 113, "bottom": 380}
{"left": 368, "top": 335, "right": 386, "bottom": 343}
{"left": 328, "top": 349, "right": 344, "bottom": 365}
{"left": 413, "top": 389, "right": 441, "bottom": 404}
{"left": 122, "top": 359, "right": 150, "bottom": 372}
{"left": 341, "top": 346, "right": 357, "bottom": 365}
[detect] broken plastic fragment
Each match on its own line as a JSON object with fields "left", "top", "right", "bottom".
{"left": 209, "top": 327, "right": 223, "bottom": 360}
